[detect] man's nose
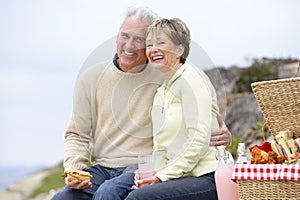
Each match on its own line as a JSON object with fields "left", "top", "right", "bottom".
{"left": 124, "top": 38, "right": 135, "bottom": 49}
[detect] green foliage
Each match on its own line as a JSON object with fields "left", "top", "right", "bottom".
{"left": 234, "top": 60, "right": 275, "bottom": 93}
{"left": 249, "top": 120, "right": 271, "bottom": 141}
{"left": 252, "top": 121, "right": 264, "bottom": 130}
{"left": 29, "top": 166, "right": 65, "bottom": 198}
{"left": 227, "top": 135, "right": 245, "bottom": 158}
{"left": 30, "top": 160, "right": 93, "bottom": 198}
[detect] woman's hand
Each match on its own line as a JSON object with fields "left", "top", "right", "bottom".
{"left": 131, "top": 170, "right": 161, "bottom": 190}
{"left": 65, "top": 178, "right": 92, "bottom": 190}
{"left": 210, "top": 114, "right": 232, "bottom": 147}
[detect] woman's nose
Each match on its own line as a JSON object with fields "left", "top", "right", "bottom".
{"left": 151, "top": 44, "right": 159, "bottom": 52}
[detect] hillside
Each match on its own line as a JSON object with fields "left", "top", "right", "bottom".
{"left": 1, "top": 58, "right": 299, "bottom": 200}
{"left": 0, "top": 165, "right": 62, "bottom": 200}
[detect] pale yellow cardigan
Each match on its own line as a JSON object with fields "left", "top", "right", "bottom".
{"left": 152, "top": 63, "right": 221, "bottom": 182}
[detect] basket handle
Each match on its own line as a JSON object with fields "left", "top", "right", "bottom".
{"left": 261, "top": 121, "right": 277, "bottom": 143}
{"left": 261, "top": 121, "right": 268, "bottom": 141}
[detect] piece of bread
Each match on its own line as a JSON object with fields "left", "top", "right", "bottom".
{"left": 275, "top": 130, "right": 293, "bottom": 142}
{"left": 270, "top": 130, "right": 299, "bottom": 163}
{"left": 62, "top": 169, "right": 93, "bottom": 182}
{"left": 277, "top": 137, "right": 292, "bottom": 162}
{"left": 288, "top": 139, "right": 297, "bottom": 154}
{"left": 294, "top": 138, "right": 300, "bottom": 148}
{"left": 270, "top": 140, "right": 283, "bottom": 156}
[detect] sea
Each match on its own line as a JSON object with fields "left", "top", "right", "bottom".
{"left": 0, "top": 165, "right": 45, "bottom": 191}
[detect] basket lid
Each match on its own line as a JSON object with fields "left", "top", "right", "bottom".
{"left": 251, "top": 77, "right": 300, "bottom": 139}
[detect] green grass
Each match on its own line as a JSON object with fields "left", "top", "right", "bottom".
{"left": 29, "top": 165, "right": 65, "bottom": 198}
{"left": 227, "top": 135, "right": 245, "bottom": 158}
{"left": 30, "top": 160, "right": 92, "bottom": 198}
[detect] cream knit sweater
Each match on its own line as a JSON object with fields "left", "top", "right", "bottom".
{"left": 63, "top": 61, "right": 164, "bottom": 170}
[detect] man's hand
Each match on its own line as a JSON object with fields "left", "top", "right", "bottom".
{"left": 210, "top": 114, "right": 232, "bottom": 147}
{"left": 65, "top": 178, "right": 92, "bottom": 190}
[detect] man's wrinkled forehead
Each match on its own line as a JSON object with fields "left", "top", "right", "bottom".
{"left": 119, "top": 27, "right": 148, "bottom": 39}
{"left": 119, "top": 16, "right": 151, "bottom": 36}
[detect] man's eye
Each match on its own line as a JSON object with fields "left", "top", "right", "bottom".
{"left": 146, "top": 44, "right": 153, "bottom": 47}
{"left": 136, "top": 37, "right": 145, "bottom": 43}
{"left": 120, "top": 33, "right": 129, "bottom": 39}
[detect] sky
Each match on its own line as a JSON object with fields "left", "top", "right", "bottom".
{"left": 0, "top": 0, "right": 299, "bottom": 167}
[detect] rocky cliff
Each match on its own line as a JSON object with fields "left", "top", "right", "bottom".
{"left": 208, "top": 60, "right": 299, "bottom": 140}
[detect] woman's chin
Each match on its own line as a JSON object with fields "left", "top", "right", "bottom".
{"left": 150, "top": 63, "right": 165, "bottom": 70}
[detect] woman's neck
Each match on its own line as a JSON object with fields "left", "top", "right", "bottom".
{"left": 163, "top": 63, "right": 183, "bottom": 84}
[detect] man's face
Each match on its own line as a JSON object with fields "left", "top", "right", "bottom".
{"left": 116, "top": 16, "right": 151, "bottom": 70}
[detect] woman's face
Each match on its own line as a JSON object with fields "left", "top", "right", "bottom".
{"left": 146, "top": 31, "right": 182, "bottom": 71}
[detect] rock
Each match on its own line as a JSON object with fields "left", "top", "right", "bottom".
{"left": 277, "top": 62, "right": 299, "bottom": 78}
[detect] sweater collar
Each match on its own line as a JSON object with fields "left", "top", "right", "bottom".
{"left": 164, "top": 63, "right": 188, "bottom": 87}
{"left": 113, "top": 54, "right": 122, "bottom": 71}
{"left": 113, "top": 53, "right": 149, "bottom": 72}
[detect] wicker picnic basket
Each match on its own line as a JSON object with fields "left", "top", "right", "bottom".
{"left": 236, "top": 77, "right": 300, "bottom": 200}
{"left": 251, "top": 77, "right": 300, "bottom": 139}
{"left": 237, "top": 179, "right": 299, "bottom": 200}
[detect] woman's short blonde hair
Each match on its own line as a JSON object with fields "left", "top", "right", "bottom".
{"left": 146, "top": 18, "right": 191, "bottom": 64}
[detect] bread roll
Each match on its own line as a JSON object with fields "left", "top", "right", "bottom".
{"left": 62, "top": 169, "right": 93, "bottom": 182}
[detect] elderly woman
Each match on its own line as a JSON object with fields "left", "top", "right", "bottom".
{"left": 125, "top": 18, "right": 227, "bottom": 200}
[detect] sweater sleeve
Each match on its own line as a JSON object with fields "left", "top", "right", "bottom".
{"left": 155, "top": 75, "right": 213, "bottom": 182}
{"left": 63, "top": 72, "right": 93, "bottom": 170}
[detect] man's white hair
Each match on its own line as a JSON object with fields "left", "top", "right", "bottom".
{"left": 123, "top": 6, "right": 159, "bottom": 24}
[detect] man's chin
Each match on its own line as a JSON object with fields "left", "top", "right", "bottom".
{"left": 120, "top": 59, "right": 145, "bottom": 69}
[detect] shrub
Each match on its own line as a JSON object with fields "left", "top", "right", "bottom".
{"left": 234, "top": 60, "right": 275, "bottom": 93}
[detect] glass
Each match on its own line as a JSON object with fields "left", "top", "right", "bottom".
{"left": 138, "top": 154, "right": 154, "bottom": 188}
{"left": 236, "top": 143, "right": 248, "bottom": 164}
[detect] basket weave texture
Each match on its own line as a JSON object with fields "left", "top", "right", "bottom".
{"left": 235, "top": 78, "right": 300, "bottom": 200}
{"left": 251, "top": 77, "right": 300, "bottom": 139}
{"left": 237, "top": 179, "right": 299, "bottom": 200}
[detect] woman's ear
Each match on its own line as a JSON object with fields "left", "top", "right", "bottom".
{"left": 177, "top": 44, "right": 185, "bottom": 58}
